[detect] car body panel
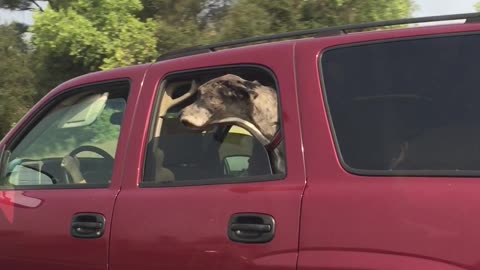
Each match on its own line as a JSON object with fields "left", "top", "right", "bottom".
{"left": 0, "top": 64, "right": 149, "bottom": 270}
{"left": 109, "top": 41, "right": 307, "bottom": 270}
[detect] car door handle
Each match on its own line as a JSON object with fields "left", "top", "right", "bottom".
{"left": 230, "top": 223, "right": 271, "bottom": 232}
{"left": 71, "top": 213, "right": 105, "bottom": 239}
{"left": 228, "top": 213, "right": 275, "bottom": 243}
{"left": 72, "top": 221, "right": 103, "bottom": 230}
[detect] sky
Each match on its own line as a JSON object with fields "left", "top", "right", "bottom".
{"left": 0, "top": 0, "right": 479, "bottom": 25}
{"left": 413, "top": 0, "right": 478, "bottom": 17}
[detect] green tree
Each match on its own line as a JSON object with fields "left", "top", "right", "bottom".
{"left": 0, "top": 24, "right": 35, "bottom": 137}
{"left": 216, "top": 0, "right": 300, "bottom": 41}
{"left": 139, "top": 0, "right": 206, "bottom": 23}
{"left": 138, "top": 0, "right": 213, "bottom": 55}
{"left": 30, "top": 0, "right": 158, "bottom": 71}
{"left": 298, "top": 0, "right": 415, "bottom": 28}
{"left": 216, "top": 0, "right": 415, "bottom": 41}
{"left": 31, "top": 49, "right": 89, "bottom": 99}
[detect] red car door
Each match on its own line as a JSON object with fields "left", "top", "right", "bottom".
{"left": 296, "top": 23, "right": 480, "bottom": 269}
{"left": 0, "top": 66, "right": 145, "bottom": 270}
{"left": 110, "top": 43, "right": 306, "bottom": 270}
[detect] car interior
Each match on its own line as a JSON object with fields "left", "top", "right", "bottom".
{"left": 143, "top": 66, "right": 283, "bottom": 184}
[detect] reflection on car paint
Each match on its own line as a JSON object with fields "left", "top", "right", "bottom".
{"left": 0, "top": 191, "right": 43, "bottom": 223}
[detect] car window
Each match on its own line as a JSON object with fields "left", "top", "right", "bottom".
{"left": 143, "top": 67, "right": 285, "bottom": 186}
{"left": 16, "top": 98, "right": 125, "bottom": 160}
{"left": 220, "top": 126, "right": 255, "bottom": 177}
{"left": 0, "top": 80, "right": 129, "bottom": 187}
{"left": 321, "top": 34, "right": 480, "bottom": 175}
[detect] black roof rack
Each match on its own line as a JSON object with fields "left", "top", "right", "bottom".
{"left": 156, "top": 12, "right": 480, "bottom": 61}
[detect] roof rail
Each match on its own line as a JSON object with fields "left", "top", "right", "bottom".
{"left": 156, "top": 12, "right": 480, "bottom": 61}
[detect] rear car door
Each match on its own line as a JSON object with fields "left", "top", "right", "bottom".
{"left": 296, "top": 23, "right": 480, "bottom": 269}
{"left": 110, "top": 43, "right": 306, "bottom": 270}
{"left": 0, "top": 68, "right": 143, "bottom": 270}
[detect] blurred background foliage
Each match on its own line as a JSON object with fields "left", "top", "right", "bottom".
{"left": 0, "top": 0, "right": 417, "bottom": 138}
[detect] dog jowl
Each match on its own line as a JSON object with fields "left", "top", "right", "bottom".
{"left": 179, "top": 74, "right": 279, "bottom": 140}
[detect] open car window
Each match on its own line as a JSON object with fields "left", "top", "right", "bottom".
{"left": 143, "top": 66, "right": 286, "bottom": 186}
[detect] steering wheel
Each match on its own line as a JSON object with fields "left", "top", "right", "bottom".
{"left": 63, "top": 145, "right": 114, "bottom": 184}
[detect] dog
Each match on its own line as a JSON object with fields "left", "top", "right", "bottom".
{"left": 179, "top": 74, "right": 279, "bottom": 141}
{"left": 179, "top": 74, "right": 285, "bottom": 174}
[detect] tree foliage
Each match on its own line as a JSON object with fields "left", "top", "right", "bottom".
{"left": 30, "top": 0, "right": 158, "bottom": 71}
{"left": 139, "top": 0, "right": 205, "bottom": 23}
{"left": 298, "top": 0, "right": 414, "bottom": 28}
{"left": 138, "top": 0, "right": 214, "bottom": 54}
{"left": 0, "top": 24, "right": 35, "bottom": 136}
{"left": 216, "top": 0, "right": 415, "bottom": 40}
{"left": 27, "top": 0, "right": 416, "bottom": 71}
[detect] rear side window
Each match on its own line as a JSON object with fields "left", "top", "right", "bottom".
{"left": 321, "top": 34, "right": 480, "bottom": 175}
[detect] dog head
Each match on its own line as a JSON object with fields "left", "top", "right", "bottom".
{"left": 179, "top": 74, "right": 261, "bottom": 130}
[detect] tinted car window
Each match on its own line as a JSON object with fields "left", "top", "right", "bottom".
{"left": 321, "top": 34, "right": 480, "bottom": 175}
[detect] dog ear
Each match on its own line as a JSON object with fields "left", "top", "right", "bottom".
{"left": 217, "top": 80, "right": 246, "bottom": 99}
{"left": 242, "top": 80, "right": 261, "bottom": 89}
{"left": 219, "top": 78, "right": 259, "bottom": 100}
{"left": 242, "top": 80, "right": 260, "bottom": 100}
{"left": 219, "top": 84, "right": 249, "bottom": 100}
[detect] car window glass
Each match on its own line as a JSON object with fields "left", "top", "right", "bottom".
{"left": 0, "top": 81, "right": 129, "bottom": 187}
{"left": 321, "top": 34, "right": 480, "bottom": 175}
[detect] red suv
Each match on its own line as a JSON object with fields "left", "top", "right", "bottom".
{"left": 1, "top": 12, "right": 480, "bottom": 270}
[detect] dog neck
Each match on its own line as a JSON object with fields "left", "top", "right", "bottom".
{"left": 251, "top": 101, "right": 278, "bottom": 141}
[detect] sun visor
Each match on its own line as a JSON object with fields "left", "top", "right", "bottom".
{"left": 57, "top": 92, "right": 109, "bottom": 129}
